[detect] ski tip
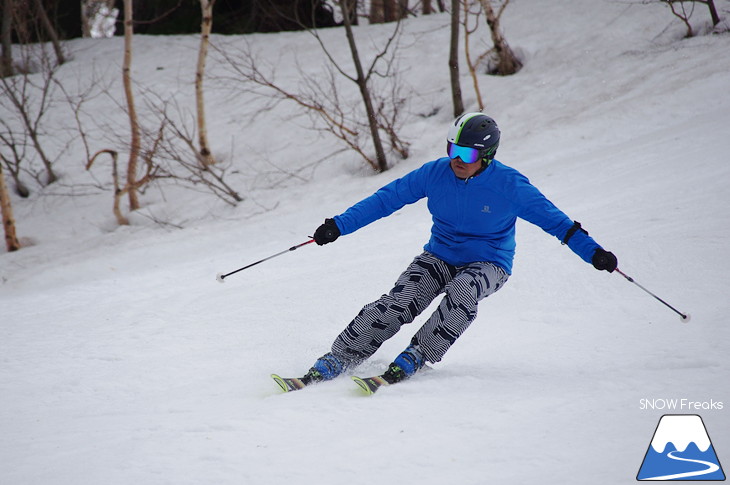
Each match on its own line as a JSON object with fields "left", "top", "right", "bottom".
{"left": 271, "top": 374, "right": 289, "bottom": 392}
{"left": 271, "top": 374, "right": 307, "bottom": 393}
{"left": 351, "top": 376, "right": 373, "bottom": 395}
{"left": 351, "top": 375, "right": 386, "bottom": 395}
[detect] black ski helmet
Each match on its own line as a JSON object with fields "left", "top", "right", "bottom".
{"left": 446, "top": 113, "right": 500, "bottom": 162}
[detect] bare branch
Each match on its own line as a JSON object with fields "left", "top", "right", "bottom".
{"left": 87, "top": 149, "right": 129, "bottom": 225}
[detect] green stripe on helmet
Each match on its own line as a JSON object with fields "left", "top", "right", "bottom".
{"left": 454, "top": 113, "right": 480, "bottom": 144}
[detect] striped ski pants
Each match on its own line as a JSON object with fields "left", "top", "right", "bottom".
{"left": 331, "top": 251, "right": 509, "bottom": 365}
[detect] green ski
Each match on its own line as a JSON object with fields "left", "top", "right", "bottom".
{"left": 271, "top": 374, "right": 311, "bottom": 392}
{"left": 351, "top": 375, "right": 390, "bottom": 395}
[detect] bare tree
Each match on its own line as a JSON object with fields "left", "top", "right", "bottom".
{"left": 53, "top": 70, "right": 109, "bottom": 166}
{"left": 195, "top": 0, "right": 216, "bottom": 167}
{"left": 658, "top": 0, "right": 721, "bottom": 37}
{"left": 479, "top": 0, "right": 521, "bottom": 76}
{"left": 3, "top": 0, "right": 66, "bottom": 69}
{"left": 82, "top": 7, "right": 241, "bottom": 226}
{"left": 1, "top": 0, "right": 12, "bottom": 77}
{"left": 86, "top": 149, "right": 129, "bottom": 225}
{"left": 122, "top": 0, "right": 142, "bottom": 211}
{"left": 428, "top": 0, "right": 448, "bottom": 13}
{"left": 0, "top": 30, "right": 89, "bottom": 195}
{"left": 85, "top": 99, "right": 161, "bottom": 226}
{"left": 370, "top": 0, "right": 410, "bottom": 23}
{"left": 0, "top": 155, "right": 21, "bottom": 251}
{"left": 217, "top": 0, "right": 409, "bottom": 173}
{"left": 449, "top": 0, "right": 464, "bottom": 116}
{"left": 702, "top": 0, "right": 720, "bottom": 25}
{"left": 88, "top": 83, "right": 244, "bottom": 226}
{"left": 31, "top": 0, "right": 65, "bottom": 65}
{"left": 0, "top": 121, "right": 30, "bottom": 197}
{"left": 0, "top": 46, "right": 58, "bottom": 185}
{"left": 666, "top": 0, "right": 697, "bottom": 36}
{"left": 339, "top": 0, "right": 388, "bottom": 172}
{"left": 370, "top": 0, "right": 386, "bottom": 23}
{"left": 145, "top": 96, "right": 243, "bottom": 206}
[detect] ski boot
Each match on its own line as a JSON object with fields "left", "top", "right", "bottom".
{"left": 301, "top": 352, "right": 347, "bottom": 385}
{"left": 382, "top": 345, "right": 425, "bottom": 384}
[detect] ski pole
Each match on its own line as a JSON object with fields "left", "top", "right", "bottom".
{"left": 216, "top": 239, "right": 315, "bottom": 283}
{"left": 615, "top": 268, "right": 690, "bottom": 322}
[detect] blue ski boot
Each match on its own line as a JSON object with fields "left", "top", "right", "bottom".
{"left": 302, "top": 352, "right": 347, "bottom": 384}
{"left": 382, "top": 345, "right": 425, "bottom": 384}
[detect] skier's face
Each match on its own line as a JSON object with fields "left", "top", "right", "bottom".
{"left": 450, "top": 157, "right": 483, "bottom": 179}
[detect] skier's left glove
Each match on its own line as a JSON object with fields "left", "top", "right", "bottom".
{"left": 313, "top": 218, "right": 341, "bottom": 245}
{"left": 592, "top": 248, "right": 618, "bottom": 273}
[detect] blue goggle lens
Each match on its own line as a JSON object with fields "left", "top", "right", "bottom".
{"left": 448, "top": 144, "right": 481, "bottom": 164}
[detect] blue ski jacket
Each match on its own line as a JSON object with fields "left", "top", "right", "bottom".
{"left": 333, "top": 158, "right": 602, "bottom": 274}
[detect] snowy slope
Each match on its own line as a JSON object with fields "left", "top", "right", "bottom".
{"left": 2, "top": 1, "right": 730, "bottom": 484}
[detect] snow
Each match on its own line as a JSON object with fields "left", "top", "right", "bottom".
{"left": 2, "top": 1, "right": 730, "bottom": 484}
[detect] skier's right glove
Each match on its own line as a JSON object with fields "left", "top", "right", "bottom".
{"left": 592, "top": 248, "right": 618, "bottom": 273}
{"left": 313, "top": 218, "right": 341, "bottom": 245}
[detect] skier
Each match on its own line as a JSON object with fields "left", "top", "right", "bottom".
{"left": 304, "top": 113, "right": 617, "bottom": 386}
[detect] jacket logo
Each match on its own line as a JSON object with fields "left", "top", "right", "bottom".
{"left": 481, "top": 205, "right": 492, "bottom": 213}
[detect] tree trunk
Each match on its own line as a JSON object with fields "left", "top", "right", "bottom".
{"left": 480, "top": 0, "right": 521, "bottom": 76}
{"left": 196, "top": 0, "right": 215, "bottom": 167}
{"left": 706, "top": 0, "right": 720, "bottom": 25}
{"left": 383, "top": 0, "right": 395, "bottom": 22}
{"left": 32, "top": 0, "right": 65, "bottom": 65}
{"left": 370, "top": 0, "right": 384, "bottom": 23}
{"left": 81, "top": 0, "right": 91, "bottom": 37}
{"left": 341, "top": 0, "right": 388, "bottom": 172}
{"left": 398, "top": 0, "right": 409, "bottom": 19}
{"left": 122, "top": 0, "right": 141, "bottom": 211}
{"left": 378, "top": 0, "right": 407, "bottom": 22}
{"left": 448, "top": 0, "right": 464, "bottom": 117}
{"left": 0, "top": 159, "right": 21, "bottom": 252}
{"left": 1, "top": 0, "right": 13, "bottom": 77}
{"left": 87, "top": 149, "right": 129, "bottom": 225}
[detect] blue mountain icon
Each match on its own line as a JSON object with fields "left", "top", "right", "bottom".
{"left": 637, "top": 415, "right": 726, "bottom": 481}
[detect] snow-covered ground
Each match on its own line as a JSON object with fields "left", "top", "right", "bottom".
{"left": 2, "top": 1, "right": 729, "bottom": 484}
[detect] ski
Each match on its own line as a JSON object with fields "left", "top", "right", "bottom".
{"left": 351, "top": 375, "right": 390, "bottom": 395}
{"left": 352, "top": 363, "right": 431, "bottom": 395}
{"left": 271, "top": 374, "right": 312, "bottom": 392}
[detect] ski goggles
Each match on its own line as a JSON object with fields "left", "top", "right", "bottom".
{"left": 447, "top": 143, "right": 482, "bottom": 164}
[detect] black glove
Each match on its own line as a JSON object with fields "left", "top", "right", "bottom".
{"left": 313, "top": 218, "right": 341, "bottom": 245}
{"left": 592, "top": 248, "right": 618, "bottom": 273}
